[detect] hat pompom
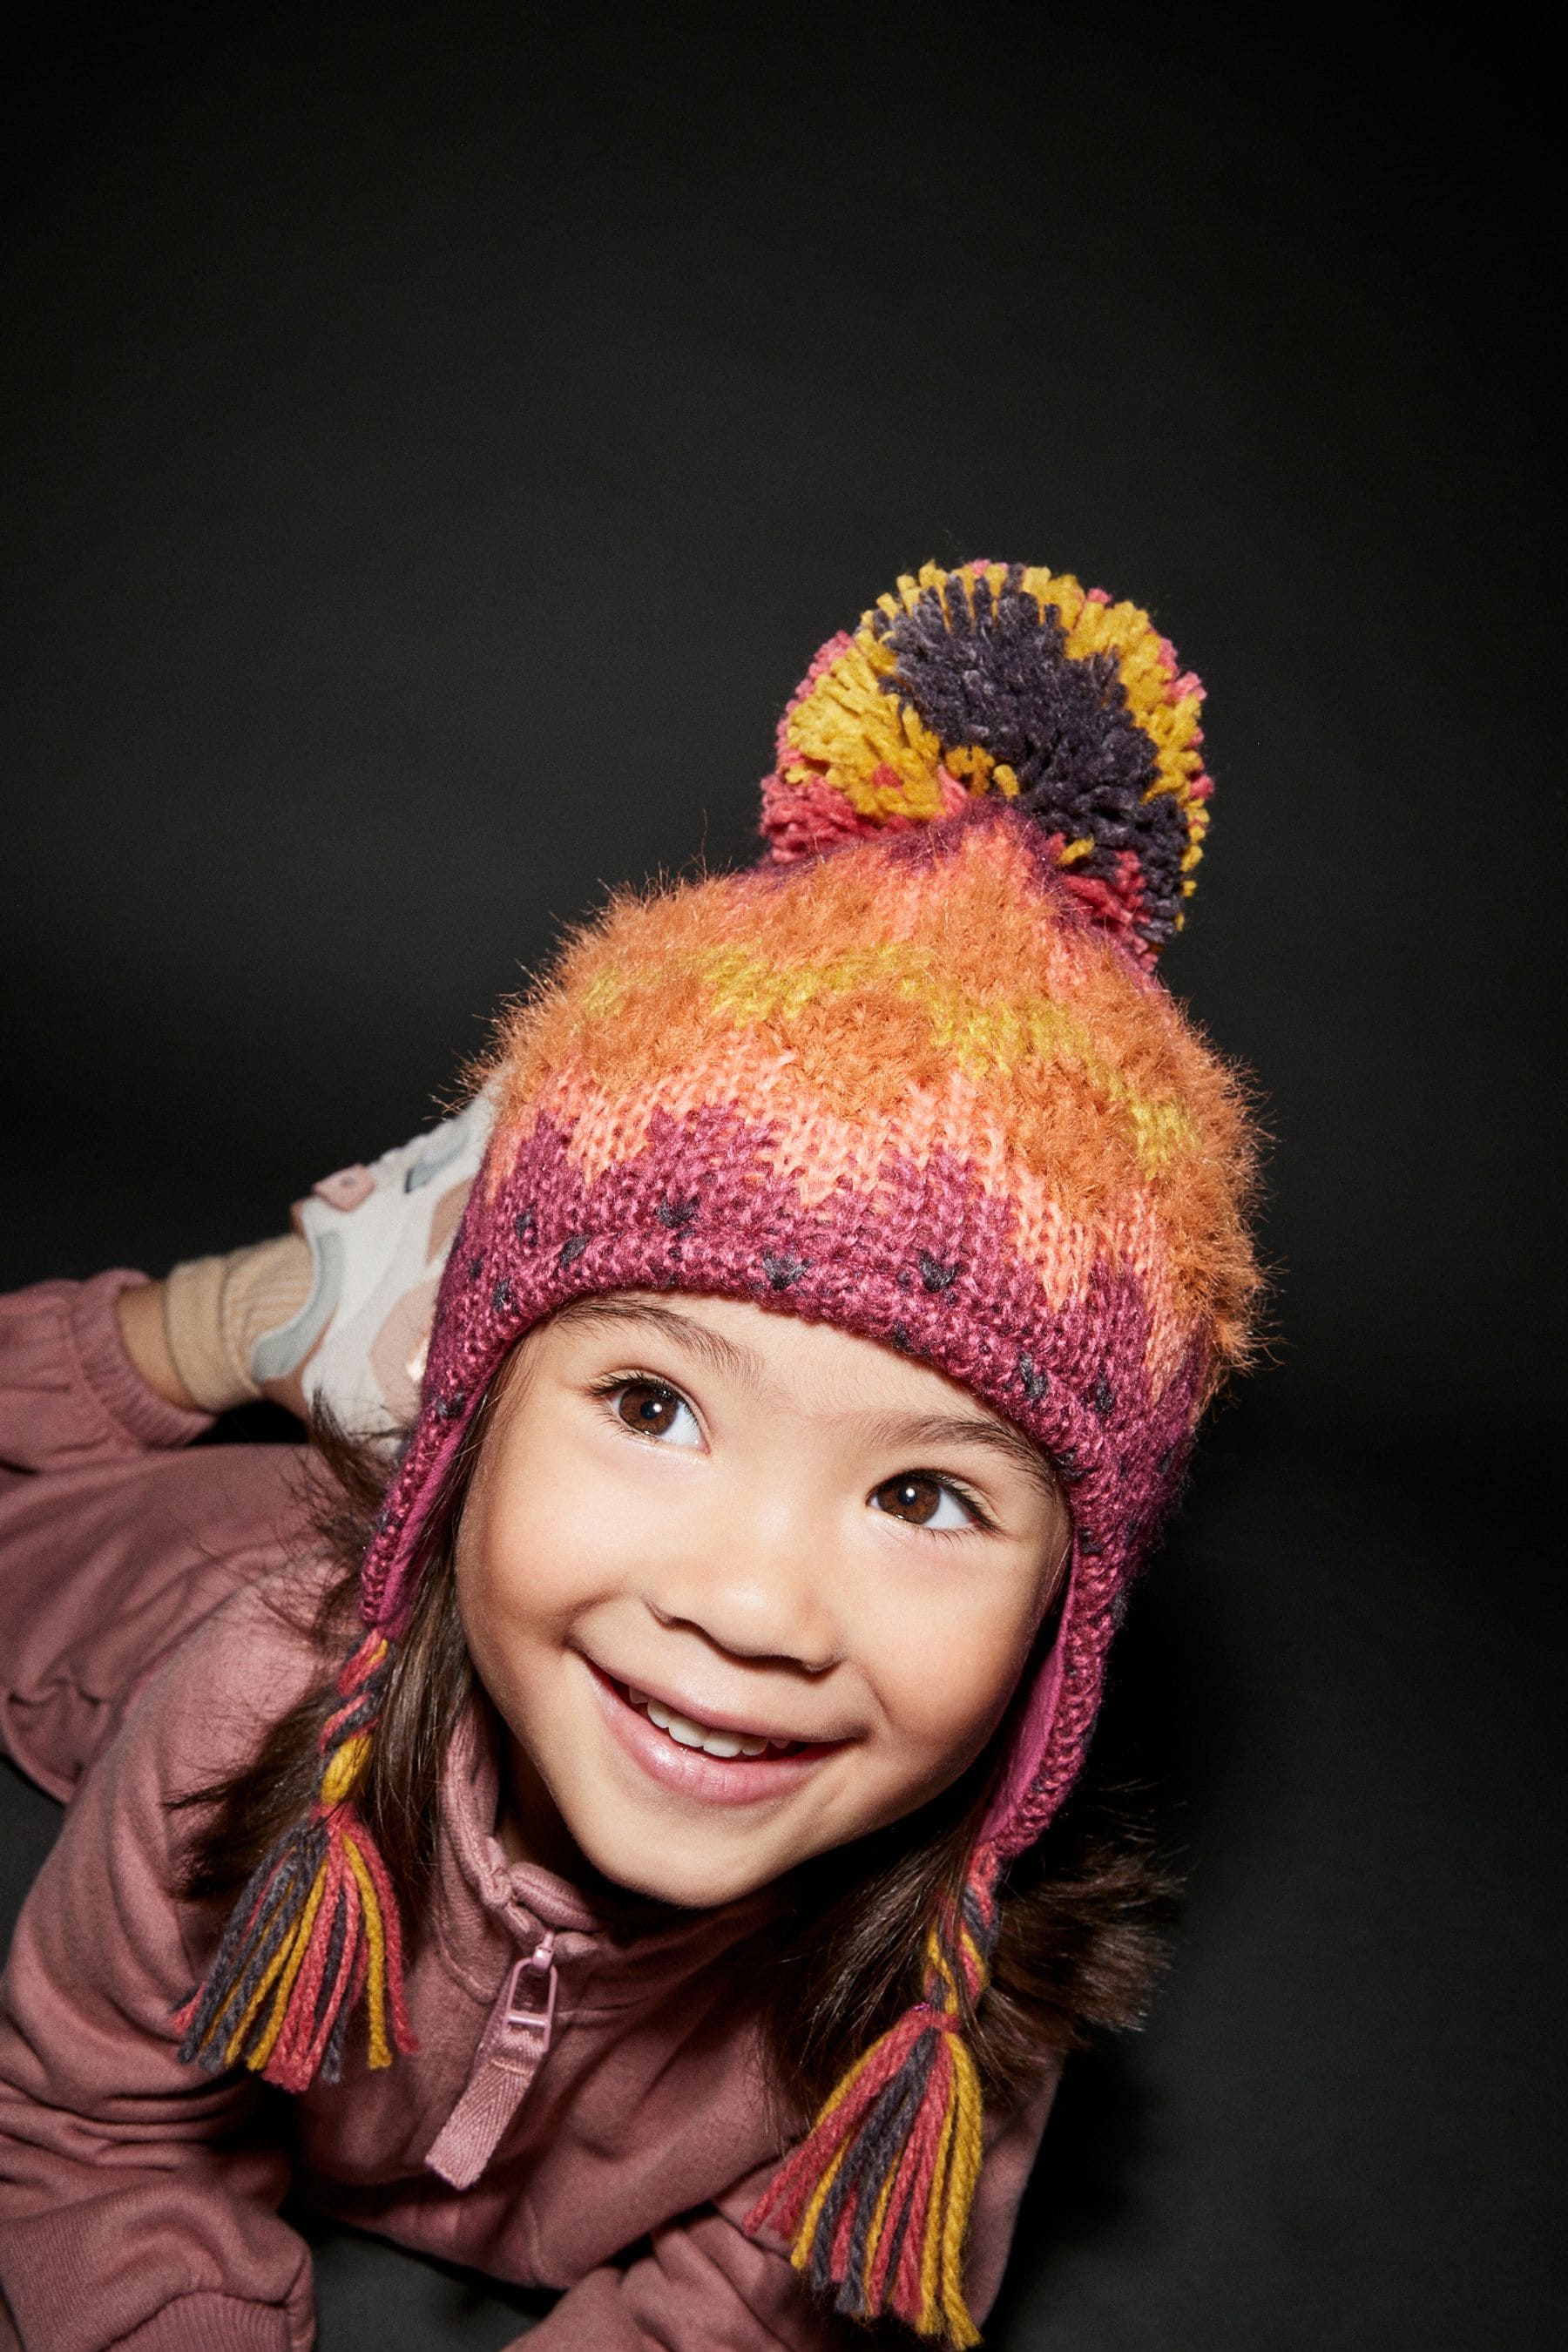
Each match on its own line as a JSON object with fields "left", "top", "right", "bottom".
{"left": 760, "top": 561, "right": 1213, "bottom": 963}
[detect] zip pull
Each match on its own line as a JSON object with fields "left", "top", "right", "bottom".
{"left": 493, "top": 1932, "right": 558, "bottom": 2049}
{"left": 424, "top": 1932, "right": 558, "bottom": 2190}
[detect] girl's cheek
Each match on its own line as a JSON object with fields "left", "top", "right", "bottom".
{"left": 861, "top": 1578, "right": 1037, "bottom": 1773}
{"left": 468, "top": 1420, "right": 638, "bottom": 1617}
{"left": 463, "top": 1519, "right": 601, "bottom": 1660}
{"left": 460, "top": 1487, "right": 659, "bottom": 1735}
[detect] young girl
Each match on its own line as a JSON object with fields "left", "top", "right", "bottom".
{"left": 0, "top": 563, "right": 1259, "bottom": 2351}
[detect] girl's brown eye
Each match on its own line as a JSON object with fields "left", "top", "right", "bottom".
{"left": 616, "top": 1381, "right": 681, "bottom": 1436}
{"left": 873, "top": 1474, "right": 945, "bottom": 1525}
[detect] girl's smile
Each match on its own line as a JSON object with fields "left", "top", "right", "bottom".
{"left": 587, "top": 1661, "right": 845, "bottom": 1806}
{"left": 456, "top": 1289, "right": 1071, "bottom": 1907}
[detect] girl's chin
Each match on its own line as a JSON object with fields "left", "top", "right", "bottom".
{"left": 577, "top": 1838, "right": 782, "bottom": 1912}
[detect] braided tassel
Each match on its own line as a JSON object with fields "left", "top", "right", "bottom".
{"left": 178, "top": 1631, "right": 416, "bottom": 2092}
{"left": 748, "top": 1869, "right": 997, "bottom": 2346}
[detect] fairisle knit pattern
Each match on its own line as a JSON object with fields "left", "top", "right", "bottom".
{"left": 182, "top": 562, "right": 1258, "bottom": 2345}
{"left": 367, "top": 795, "right": 1254, "bottom": 1853}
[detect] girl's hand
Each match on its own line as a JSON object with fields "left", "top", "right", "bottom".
{"left": 115, "top": 1275, "right": 202, "bottom": 1410}
{"left": 117, "top": 1240, "right": 316, "bottom": 1416}
{"left": 253, "top": 1089, "right": 495, "bottom": 1438}
{"left": 118, "top": 1093, "right": 494, "bottom": 1433}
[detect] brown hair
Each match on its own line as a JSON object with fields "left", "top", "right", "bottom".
{"left": 179, "top": 1409, "right": 1172, "bottom": 2121}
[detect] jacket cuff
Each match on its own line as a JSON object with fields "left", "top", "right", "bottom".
{"left": 112, "top": 2294, "right": 293, "bottom": 2351}
{"left": 70, "top": 1270, "right": 214, "bottom": 1450}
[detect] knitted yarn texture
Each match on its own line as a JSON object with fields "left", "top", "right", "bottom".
{"left": 180, "top": 561, "right": 1260, "bottom": 2343}
{"left": 760, "top": 560, "right": 1213, "bottom": 963}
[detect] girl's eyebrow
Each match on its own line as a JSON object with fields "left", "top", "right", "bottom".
{"left": 551, "top": 1297, "right": 765, "bottom": 1387}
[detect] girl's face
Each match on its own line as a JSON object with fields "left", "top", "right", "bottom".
{"left": 456, "top": 1292, "right": 1071, "bottom": 1909}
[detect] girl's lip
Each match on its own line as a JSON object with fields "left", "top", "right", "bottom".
{"left": 592, "top": 1658, "right": 829, "bottom": 1749}
{"left": 583, "top": 1662, "right": 843, "bottom": 1808}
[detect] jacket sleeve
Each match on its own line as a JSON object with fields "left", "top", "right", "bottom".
{"left": 0, "top": 1274, "right": 303, "bottom": 1804}
{"left": 0, "top": 1274, "right": 213, "bottom": 1479}
{"left": 510, "top": 2061, "right": 1061, "bottom": 2352}
{"left": 0, "top": 1589, "right": 323, "bottom": 2352}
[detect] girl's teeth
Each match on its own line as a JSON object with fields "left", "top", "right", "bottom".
{"left": 632, "top": 1689, "right": 787, "bottom": 1761}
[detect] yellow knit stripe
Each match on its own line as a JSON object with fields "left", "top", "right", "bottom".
{"left": 543, "top": 1025, "right": 1203, "bottom": 1194}
{"left": 320, "top": 1728, "right": 371, "bottom": 1810}
{"left": 222, "top": 1857, "right": 328, "bottom": 2067}
{"left": 247, "top": 1860, "right": 330, "bottom": 2071}
{"left": 341, "top": 1835, "right": 392, "bottom": 2068}
{"left": 676, "top": 943, "right": 1201, "bottom": 1163}
{"left": 691, "top": 941, "right": 1049, "bottom": 1054}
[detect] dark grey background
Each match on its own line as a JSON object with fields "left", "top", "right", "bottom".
{"left": 2, "top": 10, "right": 1560, "bottom": 2348}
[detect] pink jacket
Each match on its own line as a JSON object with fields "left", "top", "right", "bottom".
{"left": 0, "top": 1274, "right": 1057, "bottom": 2352}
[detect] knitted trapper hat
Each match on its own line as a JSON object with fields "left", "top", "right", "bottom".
{"left": 179, "top": 562, "right": 1259, "bottom": 2343}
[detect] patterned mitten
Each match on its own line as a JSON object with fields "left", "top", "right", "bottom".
{"left": 253, "top": 1090, "right": 496, "bottom": 1437}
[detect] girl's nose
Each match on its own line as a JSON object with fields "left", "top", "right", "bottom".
{"left": 645, "top": 1504, "right": 845, "bottom": 1674}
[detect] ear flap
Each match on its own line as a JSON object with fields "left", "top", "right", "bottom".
{"left": 979, "top": 1603, "right": 1068, "bottom": 1848}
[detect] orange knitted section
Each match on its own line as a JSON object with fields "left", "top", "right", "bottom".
{"left": 482, "top": 816, "right": 1258, "bottom": 1381}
